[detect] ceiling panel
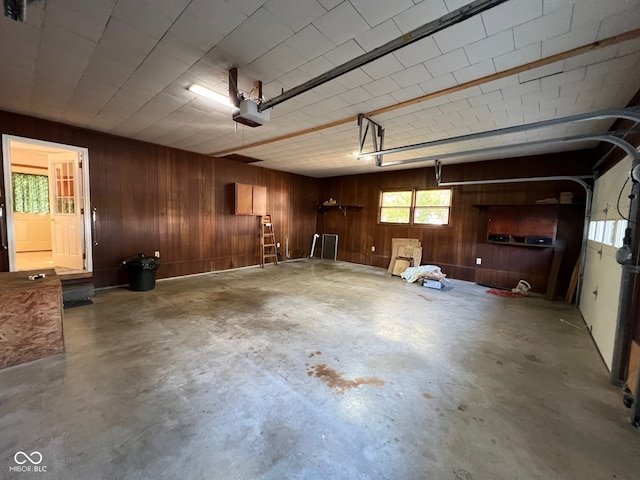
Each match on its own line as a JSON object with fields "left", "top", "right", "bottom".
{"left": 0, "top": 0, "right": 638, "bottom": 178}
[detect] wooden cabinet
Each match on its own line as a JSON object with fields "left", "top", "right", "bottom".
{"left": 235, "top": 183, "right": 267, "bottom": 216}
{"left": 485, "top": 205, "right": 558, "bottom": 247}
{"left": 474, "top": 204, "right": 568, "bottom": 293}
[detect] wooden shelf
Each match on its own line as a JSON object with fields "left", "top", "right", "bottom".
{"left": 486, "top": 239, "right": 554, "bottom": 248}
{"left": 318, "top": 204, "right": 363, "bottom": 216}
{"left": 484, "top": 204, "right": 558, "bottom": 249}
{"left": 472, "top": 203, "right": 583, "bottom": 208}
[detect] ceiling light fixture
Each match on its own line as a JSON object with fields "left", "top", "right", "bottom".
{"left": 188, "top": 84, "right": 233, "bottom": 107}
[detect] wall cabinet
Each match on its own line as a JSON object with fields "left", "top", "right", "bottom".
{"left": 474, "top": 204, "right": 572, "bottom": 293}
{"left": 235, "top": 183, "right": 267, "bottom": 216}
{"left": 485, "top": 205, "right": 558, "bottom": 247}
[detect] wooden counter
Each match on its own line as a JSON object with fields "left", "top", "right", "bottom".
{"left": 0, "top": 269, "right": 64, "bottom": 369}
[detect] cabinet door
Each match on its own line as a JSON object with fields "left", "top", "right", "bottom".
{"left": 519, "top": 211, "right": 557, "bottom": 236}
{"left": 487, "top": 207, "right": 520, "bottom": 234}
{"left": 252, "top": 185, "right": 267, "bottom": 216}
{"left": 235, "top": 183, "right": 253, "bottom": 215}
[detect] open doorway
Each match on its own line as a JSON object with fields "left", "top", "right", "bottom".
{"left": 2, "top": 135, "right": 92, "bottom": 276}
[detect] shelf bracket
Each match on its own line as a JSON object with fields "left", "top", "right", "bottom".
{"left": 338, "top": 206, "right": 347, "bottom": 216}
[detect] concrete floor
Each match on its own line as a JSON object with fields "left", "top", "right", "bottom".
{"left": 1, "top": 260, "right": 639, "bottom": 479}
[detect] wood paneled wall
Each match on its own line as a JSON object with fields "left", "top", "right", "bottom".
{"left": 0, "top": 111, "right": 319, "bottom": 287}
{"left": 318, "top": 153, "right": 592, "bottom": 295}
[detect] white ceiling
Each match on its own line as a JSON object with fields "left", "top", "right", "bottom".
{"left": 1, "top": 0, "right": 639, "bottom": 177}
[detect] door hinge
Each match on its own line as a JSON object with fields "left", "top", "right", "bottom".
{"left": 80, "top": 208, "right": 84, "bottom": 214}
{"left": 83, "top": 253, "right": 86, "bottom": 260}
{"left": 79, "top": 160, "right": 83, "bottom": 168}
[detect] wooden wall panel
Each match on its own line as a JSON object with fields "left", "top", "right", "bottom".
{"left": 318, "top": 155, "right": 591, "bottom": 294}
{"left": 0, "top": 111, "right": 318, "bottom": 287}
{"left": 288, "top": 174, "right": 319, "bottom": 259}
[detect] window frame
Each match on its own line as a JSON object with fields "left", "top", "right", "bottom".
{"left": 378, "top": 187, "right": 452, "bottom": 226}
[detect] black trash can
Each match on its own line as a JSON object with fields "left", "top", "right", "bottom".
{"left": 122, "top": 253, "right": 160, "bottom": 291}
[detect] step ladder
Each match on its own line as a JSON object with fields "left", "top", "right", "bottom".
{"left": 260, "top": 214, "right": 278, "bottom": 267}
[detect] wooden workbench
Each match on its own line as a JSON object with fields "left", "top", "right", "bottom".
{"left": 0, "top": 269, "right": 64, "bottom": 369}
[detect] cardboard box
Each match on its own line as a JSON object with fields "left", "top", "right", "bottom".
{"left": 424, "top": 279, "right": 442, "bottom": 290}
{"left": 392, "top": 258, "right": 411, "bottom": 276}
{"left": 388, "top": 238, "right": 421, "bottom": 273}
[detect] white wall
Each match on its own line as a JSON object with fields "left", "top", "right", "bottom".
{"left": 579, "top": 157, "right": 633, "bottom": 370}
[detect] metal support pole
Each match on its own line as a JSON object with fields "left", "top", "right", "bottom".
{"left": 258, "top": 0, "right": 509, "bottom": 111}
{"left": 228, "top": 68, "right": 240, "bottom": 108}
{"left": 376, "top": 126, "right": 385, "bottom": 167}
{"left": 357, "top": 115, "right": 385, "bottom": 165}
{"left": 610, "top": 157, "right": 640, "bottom": 387}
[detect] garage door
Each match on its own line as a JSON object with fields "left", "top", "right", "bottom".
{"left": 580, "top": 157, "right": 632, "bottom": 370}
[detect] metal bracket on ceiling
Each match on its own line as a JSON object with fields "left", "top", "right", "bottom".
{"left": 363, "top": 107, "right": 640, "bottom": 160}
{"left": 228, "top": 68, "right": 241, "bottom": 108}
{"left": 357, "top": 114, "right": 385, "bottom": 167}
{"left": 380, "top": 132, "right": 640, "bottom": 170}
{"left": 435, "top": 159, "right": 442, "bottom": 185}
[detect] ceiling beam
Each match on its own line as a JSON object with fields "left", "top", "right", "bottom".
{"left": 210, "top": 28, "right": 640, "bottom": 158}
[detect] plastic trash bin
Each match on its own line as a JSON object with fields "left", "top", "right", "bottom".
{"left": 122, "top": 253, "right": 160, "bottom": 291}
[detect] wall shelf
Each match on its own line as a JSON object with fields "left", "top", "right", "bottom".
{"left": 472, "top": 203, "right": 583, "bottom": 208}
{"left": 487, "top": 234, "right": 554, "bottom": 248}
{"left": 318, "top": 205, "right": 363, "bottom": 217}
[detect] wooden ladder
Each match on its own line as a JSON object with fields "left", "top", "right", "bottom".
{"left": 260, "top": 214, "right": 278, "bottom": 267}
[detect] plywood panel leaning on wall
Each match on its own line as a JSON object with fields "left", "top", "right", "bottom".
{"left": 0, "top": 270, "right": 64, "bottom": 369}
{"left": 388, "top": 238, "right": 422, "bottom": 274}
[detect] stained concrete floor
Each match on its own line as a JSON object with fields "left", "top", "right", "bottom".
{"left": 1, "top": 260, "right": 639, "bottom": 479}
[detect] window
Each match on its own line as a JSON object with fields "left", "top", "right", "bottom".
{"left": 380, "top": 188, "right": 451, "bottom": 225}
{"left": 588, "top": 221, "right": 597, "bottom": 241}
{"left": 52, "top": 161, "right": 76, "bottom": 214}
{"left": 414, "top": 189, "right": 451, "bottom": 225}
{"left": 380, "top": 190, "right": 412, "bottom": 223}
{"left": 594, "top": 220, "right": 605, "bottom": 243}
{"left": 614, "top": 219, "right": 628, "bottom": 248}
{"left": 12, "top": 173, "right": 50, "bottom": 213}
{"left": 603, "top": 220, "right": 616, "bottom": 246}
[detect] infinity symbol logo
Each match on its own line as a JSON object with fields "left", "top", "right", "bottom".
{"left": 14, "top": 451, "right": 43, "bottom": 465}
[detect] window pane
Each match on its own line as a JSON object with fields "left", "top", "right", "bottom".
{"left": 415, "top": 189, "right": 451, "bottom": 206}
{"left": 595, "top": 220, "right": 605, "bottom": 243}
{"left": 603, "top": 220, "right": 615, "bottom": 246}
{"left": 414, "top": 207, "right": 449, "bottom": 225}
{"left": 588, "top": 221, "right": 596, "bottom": 241}
{"left": 381, "top": 191, "right": 412, "bottom": 207}
{"left": 614, "top": 219, "right": 628, "bottom": 248}
{"left": 381, "top": 207, "right": 410, "bottom": 223}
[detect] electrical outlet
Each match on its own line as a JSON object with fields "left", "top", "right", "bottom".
{"left": 476, "top": 257, "right": 482, "bottom": 265}
{"left": 276, "top": 242, "right": 280, "bottom": 247}
{"left": 155, "top": 251, "right": 160, "bottom": 258}
{"left": 371, "top": 246, "right": 375, "bottom": 252}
